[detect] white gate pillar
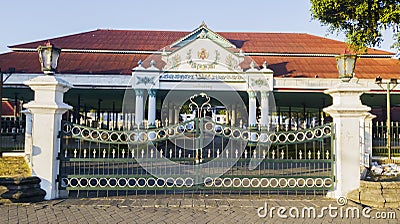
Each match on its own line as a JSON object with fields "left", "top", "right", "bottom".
{"left": 323, "top": 80, "right": 371, "bottom": 199}
{"left": 134, "top": 89, "right": 144, "bottom": 126}
{"left": 24, "top": 75, "right": 72, "bottom": 200}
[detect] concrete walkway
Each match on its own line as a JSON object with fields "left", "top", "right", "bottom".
{"left": 0, "top": 195, "right": 399, "bottom": 223}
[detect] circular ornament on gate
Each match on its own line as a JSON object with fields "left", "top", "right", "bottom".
{"left": 223, "top": 127, "right": 232, "bottom": 137}
{"left": 260, "top": 178, "right": 270, "bottom": 188}
{"left": 110, "top": 132, "right": 120, "bottom": 142}
{"left": 90, "top": 130, "right": 100, "bottom": 140}
{"left": 82, "top": 128, "right": 90, "bottom": 139}
{"left": 278, "top": 133, "right": 287, "bottom": 143}
{"left": 137, "top": 178, "right": 147, "bottom": 187}
{"left": 205, "top": 122, "right": 214, "bottom": 132}
{"left": 232, "top": 178, "right": 242, "bottom": 187}
{"left": 166, "top": 178, "right": 175, "bottom": 187}
{"left": 315, "top": 178, "right": 324, "bottom": 188}
{"left": 242, "top": 178, "right": 251, "bottom": 188}
{"left": 108, "top": 178, "right": 118, "bottom": 187}
{"left": 250, "top": 178, "right": 260, "bottom": 187}
{"left": 63, "top": 123, "right": 72, "bottom": 135}
{"left": 242, "top": 131, "right": 249, "bottom": 140}
{"left": 323, "top": 126, "right": 331, "bottom": 135}
{"left": 287, "top": 133, "right": 296, "bottom": 143}
{"left": 259, "top": 133, "right": 268, "bottom": 143}
{"left": 305, "top": 178, "right": 315, "bottom": 187}
{"left": 89, "top": 178, "right": 99, "bottom": 187}
{"left": 204, "top": 177, "right": 214, "bottom": 187}
{"left": 138, "top": 132, "right": 148, "bottom": 142}
{"left": 147, "top": 178, "right": 156, "bottom": 187}
{"left": 296, "top": 132, "right": 305, "bottom": 142}
{"left": 119, "top": 132, "right": 128, "bottom": 142}
{"left": 269, "top": 178, "right": 279, "bottom": 188}
{"left": 287, "top": 178, "right": 297, "bottom": 188}
{"left": 99, "top": 178, "right": 108, "bottom": 188}
{"left": 79, "top": 178, "right": 89, "bottom": 187}
{"left": 61, "top": 178, "right": 69, "bottom": 188}
{"left": 69, "top": 178, "right": 79, "bottom": 188}
{"left": 127, "top": 178, "right": 137, "bottom": 187}
{"left": 278, "top": 178, "right": 288, "bottom": 188}
{"left": 129, "top": 132, "right": 138, "bottom": 142}
{"left": 269, "top": 133, "right": 278, "bottom": 143}
{"left": 147, "top": 131, "right": 157, "bottom": 141}
{"left": 323, "top": 178, "right": 333, "bottom": 188}
{"left": 117, "top": 178, "right": 127, "bottom": 187}
{"left": 305, "top": 130, "right": 314, "bottom": 140}
{"left": 71, "top": 126, "right": 81, "bottom": 136}
{"left": 175, "top": 177, "right": 185, "bottom": 187}
{"left": 185, "top": 178, "right": 194, "bottom": 187}
{"left": 156, "top": 178, "right": 166, "bottom": 187}
{"left": 100, "top": 131, "right": 109, "bottom": 141}
{"left": 314, "top": 128, "right": 323, "bottom": 138}
{"left": 222, "top": 178, "right": 233, "bottom": 187}
{"left": 296, "top": 178, "right": 306, "bottom": 188}
{"left": 232, "top": 129, "right": 241, "bottom": 139}
{"left": 157, "top": 130, "right": 166, "bottom": 139}
{"left": 214, "top": 177, "right": 223, "bottom": 187}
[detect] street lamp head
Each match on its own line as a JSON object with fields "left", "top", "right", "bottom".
{"left": 335, "top": 53, "right": 357, "bottom": 82}
{"left": 37, "top": 41, "right": 61, "bottom": 75}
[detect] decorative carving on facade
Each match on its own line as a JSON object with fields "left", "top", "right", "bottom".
{"left": 251, "top": 78, "right": 269, "bottom": 87}
{"left": 159, "top": 73, "right": 245, "bottom": 82}
{"left": 136, "top": 76, "right": 155, "bottom": 85}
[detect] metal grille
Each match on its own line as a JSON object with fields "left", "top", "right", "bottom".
{"left": 373, "top": 121, "right": 400, "bottom": 157}
{"left": 59, "top": 119, "right": 334, "bottom": 197}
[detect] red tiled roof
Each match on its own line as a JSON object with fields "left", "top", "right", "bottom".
{"left": 2, "top": 101, "right": 16, "bottom": 116}
{"left": 10, "top": 29, "right": 390, "bottom": 55}
{"left": 1, "top": 29, "right": 398, "bottom": 79}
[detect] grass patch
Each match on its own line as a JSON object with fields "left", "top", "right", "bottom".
{"left": 0, "top": 157, "right": 31, "bottom": 177}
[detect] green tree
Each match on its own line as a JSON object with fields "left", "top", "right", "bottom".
{"left": 310, "top": 0, "right": 400, "bottom": 52}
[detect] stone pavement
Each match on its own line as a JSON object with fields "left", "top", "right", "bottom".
{"left": 0, "top": 195, "right": 399, "bottom": 223}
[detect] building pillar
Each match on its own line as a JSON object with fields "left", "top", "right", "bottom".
{"left": 248, "top": 91, "right": 257, "bottom": 127}
{"left": 147, "top": 89, "right": 156, "bottom": 127}
{"left": 174, "top": 106, "right": 180, "bottom": 125}
{"left": 231, "top": 104, "right": 236, "bottom": 126}
{"left": 134, "top": 89, "right": 144, "bottom": 126}
{"left": 323, "top": 81, "right": 372, "bottom": 199}
{"left": 168, "top": 103, "right": 174, "bottom": 125}
{"left": 24, "top": 75, "right": 72, "bottom": 200}
{"left": 260, "top": 91, "right": 269, "bottom": 127}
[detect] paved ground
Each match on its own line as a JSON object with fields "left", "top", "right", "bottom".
{"left": 0, "top": 195, "right": 399, "bottom": 223}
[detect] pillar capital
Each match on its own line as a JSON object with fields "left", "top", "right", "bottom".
{"left": 135, "top": 89, "right": 144, "bottom": 97}
{"left": 148, "top": 89, "right": 157, "bottom": 97}
{"left": 247, "top": 90, "right": 257, "bottom": 99}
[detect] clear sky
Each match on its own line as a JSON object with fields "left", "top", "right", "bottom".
{"left": 0, "top": 0, "right": 395, "bottom": 53}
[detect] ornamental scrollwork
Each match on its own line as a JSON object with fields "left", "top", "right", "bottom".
{"left": 136, "top": 76, "right": 155, "bottom": 85}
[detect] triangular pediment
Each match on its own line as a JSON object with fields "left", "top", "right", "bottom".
{"left": 162, "top": 36, "right": 244, "bottom": 72}
{"left": 170, "top": 22, "right": 236, "bottom": 49}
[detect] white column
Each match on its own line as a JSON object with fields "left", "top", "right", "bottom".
{"left": 260, "top": 91, "right": 269, "bottom": 127}
{"left": 168, "top": 103, "right": 174, "bottom": 125}
{"left": 21, "top": 110, "right": 32, "bottom": 168}
{"left": 248, "top": 91, "right": 257, "bottom": 127}
{"left": 134, "top": 89, "right": 144, "bottom": 126}
{"left": 231, "top": 104, "right": 236, "bottom": 126}
{"left": 147, "top": 89, "right": 156, "bottom": 127}
{"left": 323, "top": 81, "right": 372, "bottom": 199}
{"left": 174, "top": 106, "right": 180, "bottom": 124}
{"left": 24, "top": 75, "right": 72, "bottom": 200}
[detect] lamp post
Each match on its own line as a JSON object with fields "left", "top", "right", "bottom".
{"left": 37, "top": 41, "right": 61, "bottom": 75}
{"left": 335, "top": 53, "right": 357, "bottom": 82}
{"left": 375, "top": 77, "right": 398, "bottom": 160}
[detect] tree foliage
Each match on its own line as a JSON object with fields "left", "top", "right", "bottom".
{"left": 310, "top": 0, "right": 400, "bottom": 52}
